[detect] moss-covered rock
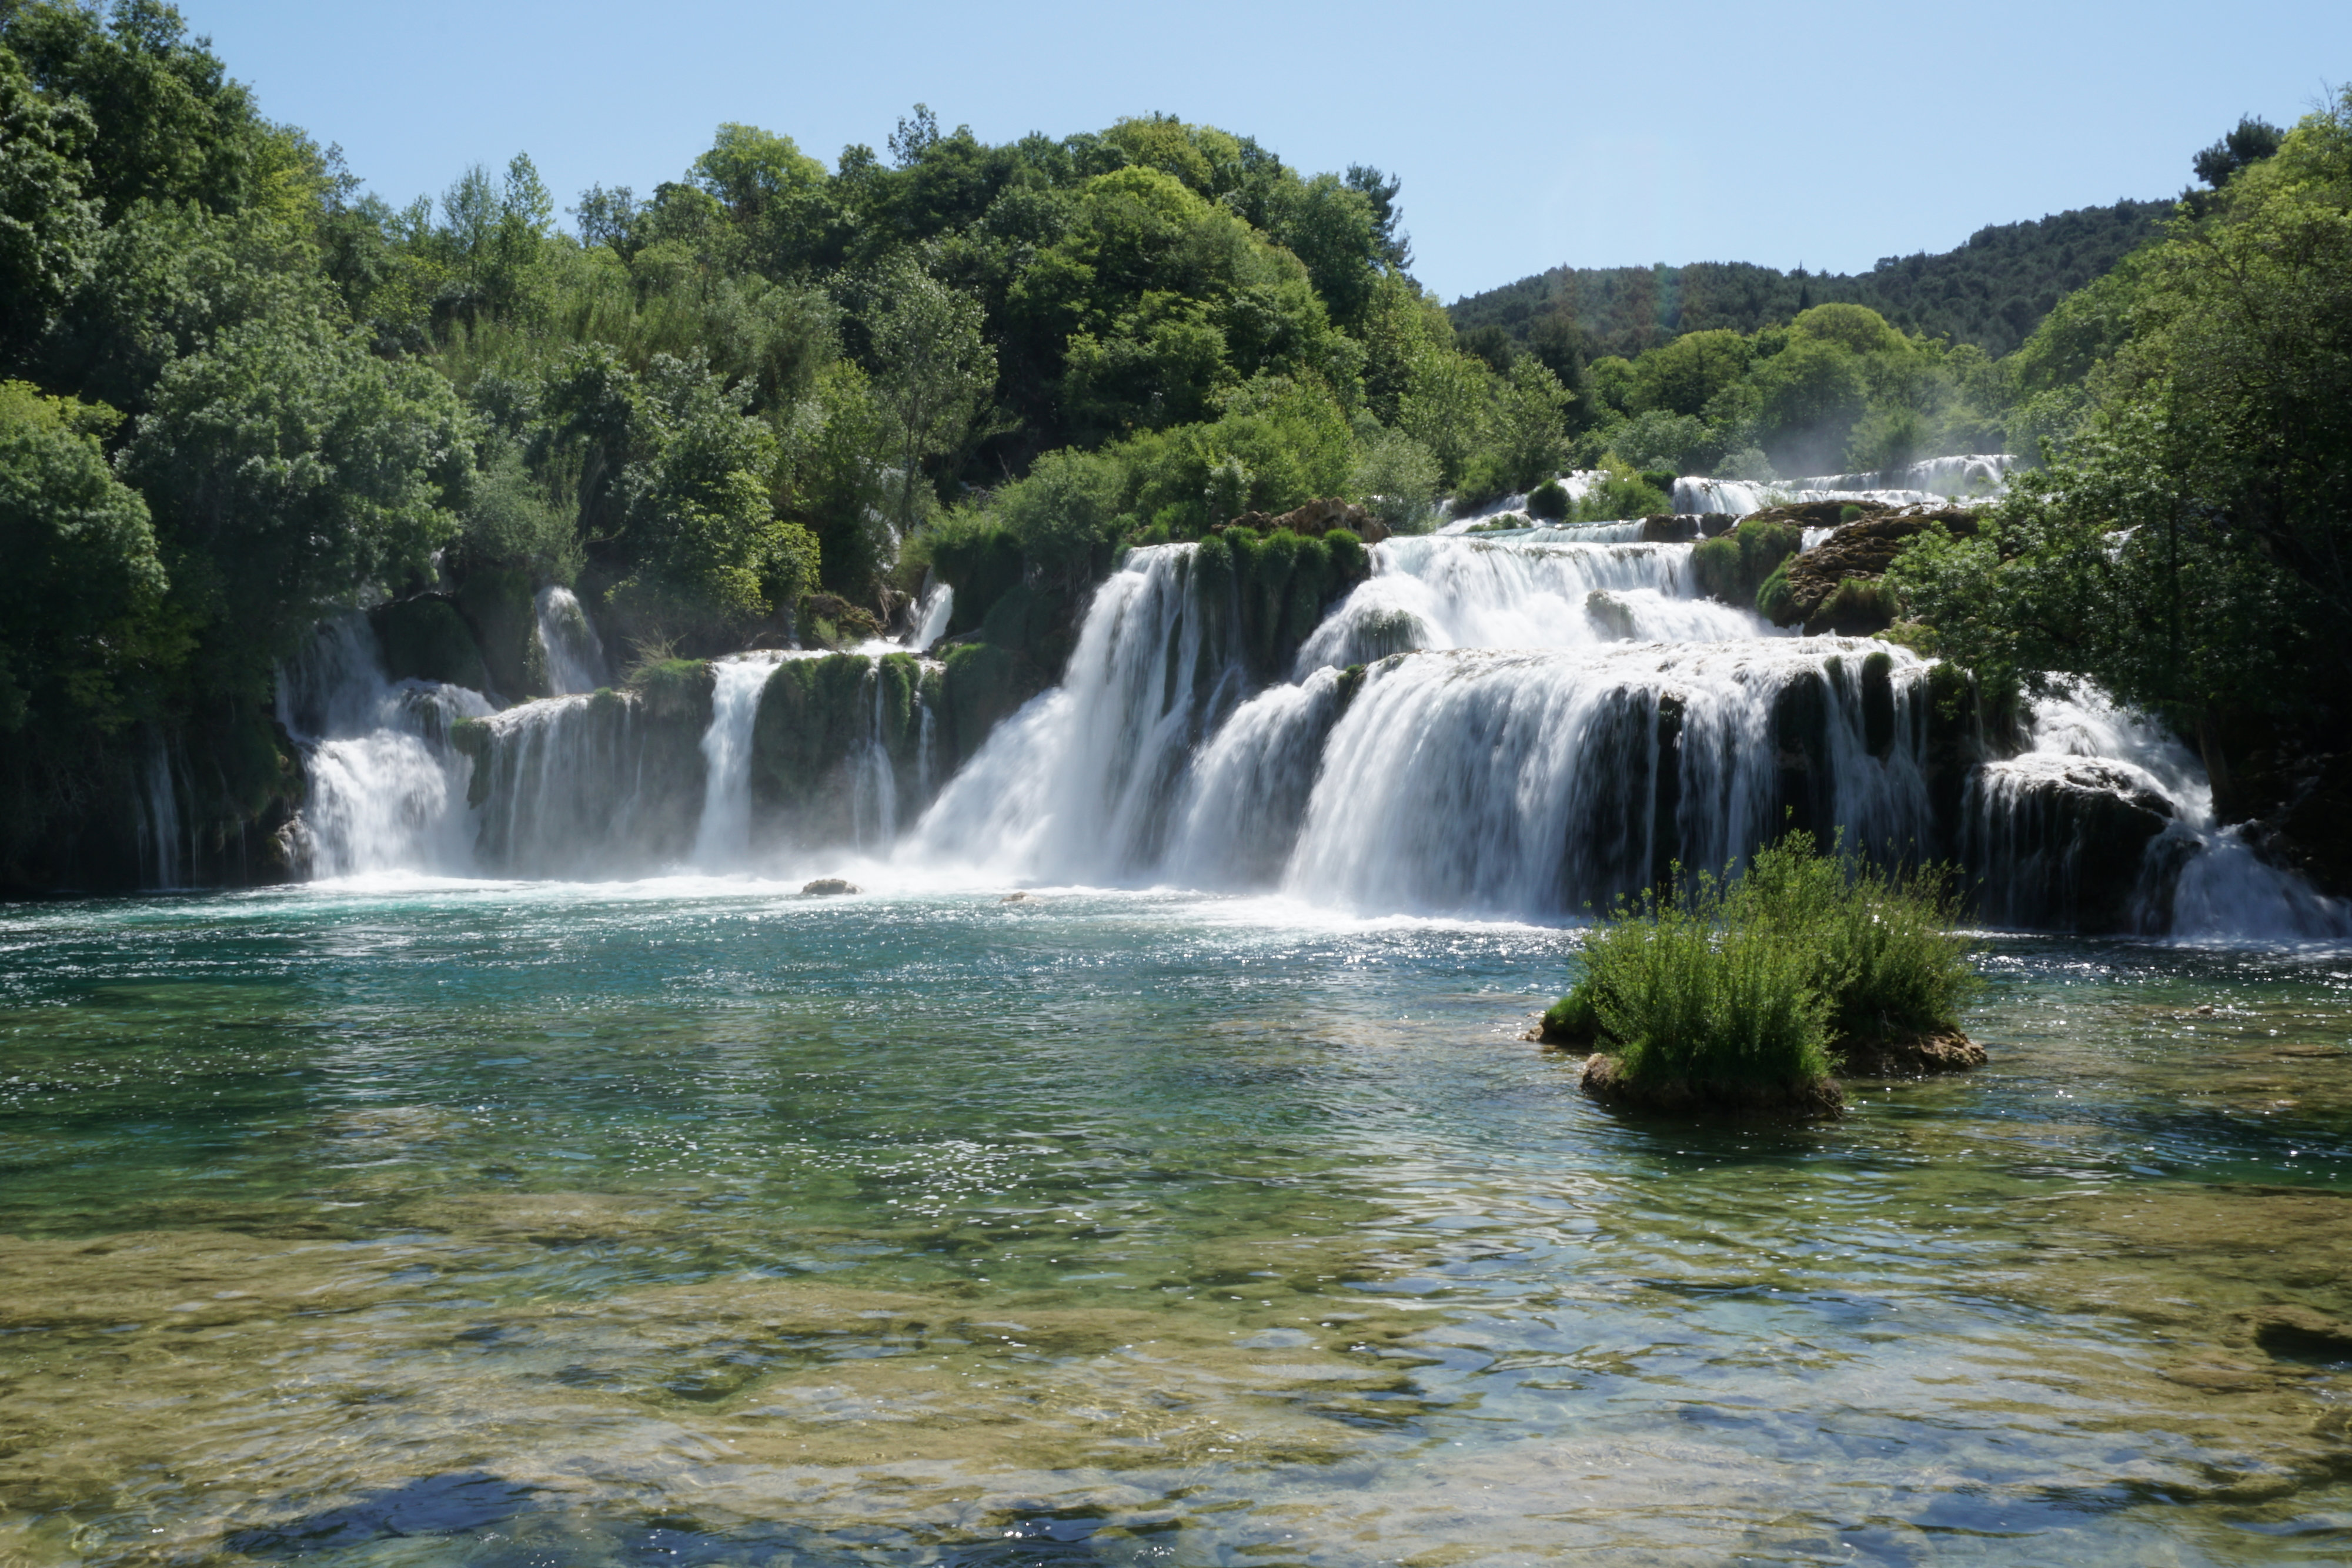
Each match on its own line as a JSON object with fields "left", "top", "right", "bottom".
{"left": 797, "top": 592, "right": 884, "bottom": 648}
{"left": 370, "top": 596, "right": 490, "bottom": 692}
{"left": 751, "top": 652, "right": 943, "bottom": 847}
{"left": 1690, "top": 518, "right": 1801, "bottom": 607}
{"left": 1767, "top": 507, "right": 1979, "bottom": 634}
{"left": 453, "top": 565, "right": 540, "bottom": 700}
{"left": 624, "top": 657, "right": 714, "bottom": 723}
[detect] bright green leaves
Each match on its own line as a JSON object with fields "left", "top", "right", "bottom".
{"left": 0, "top": 381, "right": 167, "bottom": 731}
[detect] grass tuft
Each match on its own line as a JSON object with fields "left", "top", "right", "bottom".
{"left": 1559, "top": 834, "right": 1979, "bottom": 1104}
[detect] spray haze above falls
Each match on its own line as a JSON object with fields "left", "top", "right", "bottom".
{"left": 270, "top": 465, "right": 2344, "bottom": 938}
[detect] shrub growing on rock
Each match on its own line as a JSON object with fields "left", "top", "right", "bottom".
{"left": 1526, "top": 479, "right": 1570, "bottom": 520}
{"left": 1553, "top": 835, "right": 1981, "bottom": 1115}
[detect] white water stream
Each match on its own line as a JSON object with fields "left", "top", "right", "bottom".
{"left": 691, "top": 653, "right": 786, "bottom": 868}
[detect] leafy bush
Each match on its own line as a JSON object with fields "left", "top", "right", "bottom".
{"left": 1525, "top": 478, "right": 1569, "bottom": 520}
{"left": 1571, "top": 458, "right": 1670, "bottom": 523}
{"left": 1559, "top": 835, "right": 1977, "bottom": 1095}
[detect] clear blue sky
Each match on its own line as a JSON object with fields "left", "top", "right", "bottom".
{"left": 186, "top": 0, "right": 2345, "bottom": 303}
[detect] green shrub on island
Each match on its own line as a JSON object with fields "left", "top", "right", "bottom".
{"left": 1526, "top": 479, "right": 1571, "bottom": 520}
{"left": 1553, "top": 835, "right": 1980, "bottom": 1114}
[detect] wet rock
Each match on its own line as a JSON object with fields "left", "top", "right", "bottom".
{"left": 369, "top": 596, "right": 490, "bottom": 692}
{"left": 1000, "top": 891, "right": 1031, "bottom": 904}
{"left": 1769, "top": 507, "right": 1980, "bottom": 634}
{"left": 1583, "top": 590, "right": 1636, "bottom": 641}
{"left": 802, "top": 878, "right": 861, "bottom": 896}
{"left": 1833, "top": 1027, "right": 1986, "bottom": 1076}
{"left": 1966, "top": 755, "right": 2174, "bottom": 931}
{"left": 1578, "top": 1052, "right": 1844, "bottom": 1119}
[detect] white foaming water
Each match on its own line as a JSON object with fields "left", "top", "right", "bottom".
{"left": 907, "top": 579, "right": 955, "bottom": 652}
{"left": 691, "top": 653, "right": 786, "bottom": 868}
{"left": 913, "top": 547, "right": 1236, "bottom": 884}
{"left": 1970, "top": 680, "right": 2350, "bottom": 938}
{"left": 278, "top": 618, "right": 492, "bottom": 878}
{"left": 1673, "top": 456, "right": 2016, "bottom": 516}
{"left": 281, "top": 465, "right": 2343, "bottom": 937}
{"left": 1297, "top": 534, "right": 1768, "bottom": 674}
{"left": 136, "top": 727, "right": 183, "bottom": 888}
{"left": 532, "top": 586, "right": 610, "bottom": 696}
{"left": 910, "top": 540, "right": 1929, "bottom": 914}
{"left": 1281, "top": 640, "right": 1930, "bottom": 916}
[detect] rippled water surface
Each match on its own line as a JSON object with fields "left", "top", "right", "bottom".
{"left": 4, "top": 879, "right": 2351, "bottom": 1565}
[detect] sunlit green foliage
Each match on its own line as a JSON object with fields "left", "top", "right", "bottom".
{"left": 1564, "top": 835, "right": 1977, "bottom": 1094}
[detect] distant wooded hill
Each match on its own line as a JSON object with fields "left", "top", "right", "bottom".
{"left": 1449, "top": 199, "right": 2170, "bottom": 360}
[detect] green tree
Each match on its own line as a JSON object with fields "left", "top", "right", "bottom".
{"left": 0, "top": 380, "right": 170, "bottom": 730}
{"left": 0, "top": 42, "right": 99, "bottom": 362}
{"left": 122, "top": 305, "right": 475, "bottom": 681}
{"left": 862, "top": 253, "right": 995, "bottom": 535}
{"left": 2, "top": 0, "right": 263, "bottom": 220}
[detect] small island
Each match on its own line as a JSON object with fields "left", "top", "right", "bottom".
{"left": 1540, "top": 835, "right": 1982, "bottom": 1117}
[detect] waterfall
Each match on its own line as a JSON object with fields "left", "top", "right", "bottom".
{"left": 532, "top": 586, "right": 611, "bottom": 696}
{"left": 913, "top": 546, "right": 1238, "bottom": 882}
{"left": 1297, "top": 535, "right": 1766, "bottom": 673}
{"left": 901, "top": 526, "right": 2341, "bottom": 935}
{"left": 136, "top": 726, "right": 183, "bottom": 889}
{"left": 278, "top": 618, "right": 490, "bottom": 877}
{"left": 851, "top": 663, "right": 900, "bottom": 851}
{"left": 907, "top": 578, "right": 955, "bottom": 652}
{"left": 1965, "top": 681, "right": 2348, "bottom": 937}
{"left": 1673, "top": 456, "right": 2017, "bottom": 515}
{"left": 691, "top": 653, "right": 786, "bottom": 868}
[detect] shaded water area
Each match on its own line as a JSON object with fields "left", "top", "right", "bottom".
{"left": 4, "top": 882, "right": 2352, "bottom": 1564}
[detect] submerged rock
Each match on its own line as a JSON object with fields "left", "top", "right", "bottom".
{"left": 1578, "top": 1052, "right": 1845, "bottom": 1119}
{"left": 802, "top": 877, "right": 861, "bottom": 895}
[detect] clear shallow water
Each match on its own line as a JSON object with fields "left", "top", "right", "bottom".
{"left": 4, "top": 882, "right": 2351, "bottom": 1566}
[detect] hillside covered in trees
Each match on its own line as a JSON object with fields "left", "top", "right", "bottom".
{"left": 1449, "top": 200, "right": 2170, "bottom": 366}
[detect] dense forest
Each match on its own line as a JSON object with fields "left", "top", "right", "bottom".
{"left": 1449, "top": 200, "right": 2171, "bottom": 364}
{"left": 0, "top": 0, "right": 2344, "bottom": 896}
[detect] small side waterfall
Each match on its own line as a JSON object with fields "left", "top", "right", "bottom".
{"left": 907, "top": 579, "right": 955, "bottom": 652}
{"left": 691, "top": 653, "right": 786, "bottom": 868}
{"left": 1964, "top": 681, "right": 2348, "bottom": 937}
{"left": 278, "top": 619, "right": 491, "bottom": 877}
{"left": 532, "top": 586, "right": 611, "bottom": 696}
{"left": 135, "top": 726, "right": 183, "bottom": 890}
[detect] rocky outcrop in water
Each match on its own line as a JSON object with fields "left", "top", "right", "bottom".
{"left": 1965, "top": 755, "right": 2175, "bottom": 931}
{"left": 752, "top": 653, "right": 941, "bottom": 851}
{"left": 1765, "top": 507, "right": 1978, "bottom": 634}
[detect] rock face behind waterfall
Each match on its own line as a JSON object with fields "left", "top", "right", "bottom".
{"left": 752, "top": 653, "right": 943, "bottom": 850}
{"left": 459, "top": 670, "right": 714, "bottom": 876}
{"left": 1965, "top": 755, "right": 2176, "bottom": 931}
